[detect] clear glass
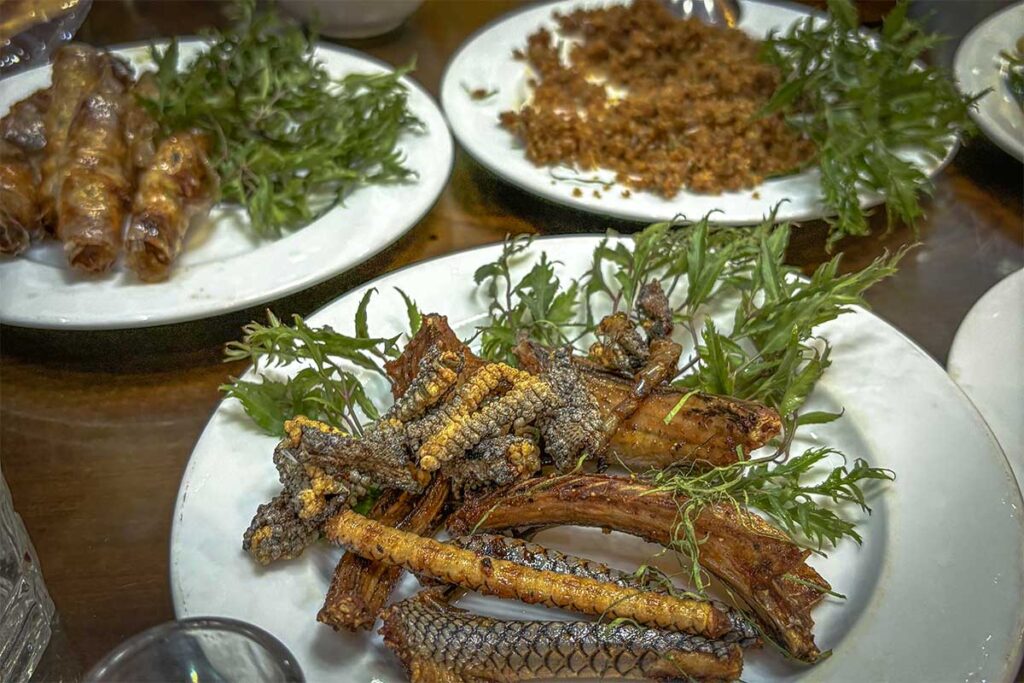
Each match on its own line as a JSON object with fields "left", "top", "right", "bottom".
{"left": 84, "top": 617, "right": 305, "bottom": 683}
{"left": 0, "top": 468, "right": 55, "bottom": 683}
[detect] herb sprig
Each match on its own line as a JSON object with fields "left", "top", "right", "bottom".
{"left": 762, "top": 0, "right": 981, "bottom": 246}
{"left": 224, "top": 218, "right": 899, "bottom": 596}
{"left": 145, "top": 0, "right": 422, "bottom": 237}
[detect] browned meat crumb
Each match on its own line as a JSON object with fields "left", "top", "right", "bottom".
{"left": 572, "top": 187, "right": 583, "bottom": 197}
{"left": 500, "top": 0, "right": 814, "bottom": 197}
{"left": 621, "top": 189, "right": 632, "bottom": 198}
{"left": 593, "top": 189, "right": 601, "bottom": 198}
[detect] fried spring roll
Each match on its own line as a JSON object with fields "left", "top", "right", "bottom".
{"left": 0, "top": 141, "right": 41, "bottom": 254}
{"left": 1, "top": 87, "right": 51, "bottom": 153}
{"left": 122, "top": 72, "right": 159, "bottom": 170}
{"left": 381, "top": 590, "right": 744, "bottom": 682}
{"left": 57, "top": 57, "right": 132, "bottom": 272}
{"left": 124, "top": 130, "right": 218, "bottom": 281}
{"left": 325, "top": 509, "right": 732, "bottom": 638}
{"left": 39, "top": 44, "right": 104, "bottom": 228}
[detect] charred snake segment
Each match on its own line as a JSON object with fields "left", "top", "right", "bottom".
{"left": 325, "top": 509, "right": 731, "bottom": 638}
{"left": 380, "top": 591, "right": 743, "bottom": 682}
{"left": 534, "top": 349, "right": 604, "bottom": 471}
{"left": 388, "top": 348, "right": 464, "bottom": 423}
{"left": 416, "top": 363, "right": 559, "bottom": 472}
{"left": 448, "top": 534, "right": 760, "bottom": 648}
{"left": 442, "top": 436, "right": 541, "bottom": 497}
{"left": 448, "top": 474, "right": 828, "bottom": 662}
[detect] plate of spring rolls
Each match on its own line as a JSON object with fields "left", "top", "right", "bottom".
{"left": 0, "top": 33, "right": 452, "bottom": 330}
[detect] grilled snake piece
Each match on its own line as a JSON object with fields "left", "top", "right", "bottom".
{"left": 381, "top": 590, "right": 743, "bottom": 682}
{"left": 447, "top": 534, "right": 760, "bottom": 648}
{"left": 447, "top": 474, "right": 828, "bottom": 662}
{"left": 319, "top": 477, "right": 451, "bottom": 631}
{"left": 125, "top": 130, "right": 218, "bottom": 281}
{"left": 325, "top": 509, "right": 731, "bottom": 638}
{"left": 57, "top": 54, "right": 133, "bottom": 272}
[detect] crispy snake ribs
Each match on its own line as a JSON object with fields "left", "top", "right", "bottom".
{"left": 380, "top": 590, "right": 744, "bottom": 682}
{"left": 325, "top": 509, "right": 732, "bottom": 638}
{"left": 448, "top": 475, "right": 829, "bottom": 662}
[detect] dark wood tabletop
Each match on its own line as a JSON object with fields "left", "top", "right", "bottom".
{"left": 1, "top": 0, "right": 1021, "bottom": 678}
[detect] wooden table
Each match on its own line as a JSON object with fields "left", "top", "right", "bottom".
{"left": 1, "top": 0, "right": 1021, "bottom": 677}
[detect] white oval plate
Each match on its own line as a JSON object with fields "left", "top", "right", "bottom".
{"left": 171, "top": 237, "right": 1024, "bottom": 683}
{"left": 954, "top": 2, "right": 1024, "bottom": 161}
{"left": 0, "top": 40, "right": 453, "bottom": 330}
{"left": 948, "top": 268, "right": 1024, "bottom": 485}
{"left": 440, "top": 0, "right": 952, "bottom": 225}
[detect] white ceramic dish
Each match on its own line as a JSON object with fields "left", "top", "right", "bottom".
{"left": 954, "top": 2, "right": 1024, "bottom": 161}
{"left": 948, "top": 268, "right": 1024, "bottom": 484}
{"left": 440, "top": 0, "right": 954, "bottom": 225}
{"left": 0, "top": 40, "right": 453, "bottom": 330}
{"left": 171, "top": 236, "right": 1024, "bottom": 683}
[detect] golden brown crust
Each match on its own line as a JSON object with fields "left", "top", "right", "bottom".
{"left": 447, "top": 474, "right": 827, "bottom": 662}
{"left": 0, "top": 141, "right": 41, "bottom": 255}
{"left": 325, "top": 508, "right": 731, "bottom": 638}
{"left": 124, "top": 129, "right": 218, "bottom": 281}
{"left": 39, "top": 44, "right": 104, "bottom": 229}
{"left": 56, "top": 55, "right": 133, "bottom": 273}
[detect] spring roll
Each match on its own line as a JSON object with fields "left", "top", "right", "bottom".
{"left": 56, "top": 56, "right": 133, "bottom": 273}
{"left": 124, "top": 130, "right": 218, "bottom": 281}
{"left": 38, "top": 44, "right": 103, "bottom": 229}
{"left": 0, "top": 141, "right": 41, "bottom": 255}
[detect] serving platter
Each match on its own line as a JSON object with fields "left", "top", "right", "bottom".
{"left": 0, "top": 40, "right": 453, "bottom": 330}
{"left": 954, "top": 2, "right": 1024, "bottom": 161}
{"left": 170, "top": 236, "right": 1024, "bottom": 683}
{"left": 440, "top": 0, "right": 954, "bottom": 225}
{"left": 948, "top": 268, "right": 1024, "bottom": 486}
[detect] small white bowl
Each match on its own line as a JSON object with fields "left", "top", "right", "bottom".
{"left": 280, "top": 0, "right": 424, "bottom": 39}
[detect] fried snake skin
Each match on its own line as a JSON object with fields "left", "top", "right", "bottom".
{"left": 448, "top": 534, "right": 760, "bottom": 648}
{"left": 380, "top": 590, "right": 743, "bottom": 682}
{"left": 325, "top": 509, "right": 731, "bottom": 638}
{"left": 448, "top": 474, "right": 828, "bottom": 662}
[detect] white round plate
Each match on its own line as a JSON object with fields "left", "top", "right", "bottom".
{"left": 955, "top": 2, "right": 1024, "bottom": 161}
{"left": 949, "top": 268, "right": 1024, "bottom": 485}
{"left": 171, "top": 237, "right": 1024, "bottom": 683}
{"left": 440, "top": 0, "right": 953, "bottom": 225}
{"left": 0, "top": 40, "right": 453, "bottom": 330}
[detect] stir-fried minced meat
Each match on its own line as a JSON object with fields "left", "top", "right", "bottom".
{"left": 500, "top": 0, "right": 815, "bottom": 197}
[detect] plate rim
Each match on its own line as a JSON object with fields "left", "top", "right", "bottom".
{"left": 0, "top": 38, "right": 455, "bottom": 331}
{"left": 438, "top": 0, "right": 960, "bottom": 226}
{"left": 953, "top": 1, "right": 1024, "bottom": 161}
{"left": 169, "top": 233, "right": 1024, "bottom": 682}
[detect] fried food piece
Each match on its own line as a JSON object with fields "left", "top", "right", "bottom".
{"left": 441, "top": 435, "right": 540, "bottom": 496}
{"left": 414, "top": 362, "right": 557, "bottom": 472}
{"left": 39, "top": 44, "right": 104, "bottom": 228}
{"left": 122, "top": 72, "right": 160, "bottom": 170}
{"left": 1, "top": 88, "right": 51, "bottom": 153}
{"left": 448, "top": 474, "right": 828, "bottom": 662}
{"left": 0, "top": 141, "right": 41, "bottom": 254}
{"left": 318, "top": 477, "right": 451, "bottom": 631}
{"left": 448, "top": 534, "right": 759, "bottom": 648}
{"left": 383, "top": 314, "right": 487, "bottom": 398}
{"left": 243, "top": 417, "right": 426, "bottom": 565}
{"left": 57, "top": 55, "right": 134, "bottom": 272}
{"left": 636, "top": 280, "right": 673, "bottom": 339}
{"left": 125, "top": 130, "right": 219, "bottom": 281}
{"left": 324, "top": 508, "right": 732, "bottom": 638}
{"left": 381, "top": 589, "right": 744, "bottom": 682}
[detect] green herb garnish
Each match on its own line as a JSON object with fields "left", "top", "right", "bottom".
{"left": 1001, "top": 36, "right": 1024, "bottom": 109}
{"left": 762, "top": 0, "right": 982, "bottom": 246}
{"left": 145, "top": 0, "right": 422, "bottom": 237}
{"left": 224, "top": 218, "right": 898, "bottom": 594}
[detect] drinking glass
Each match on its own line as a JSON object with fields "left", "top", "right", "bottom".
{"left": 0, "top": 469, "right": 55, "bottom": 683}
{"left": 84, "top": 617, "right": 305, "bottom": 683}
